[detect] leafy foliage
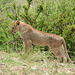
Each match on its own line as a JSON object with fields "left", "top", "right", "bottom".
{"left": 0, "top": 0, "right": 75, "bottom": 60}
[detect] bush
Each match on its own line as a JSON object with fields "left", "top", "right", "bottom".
{"left": 0, "top": 0, "right": 75, "bottom": 60}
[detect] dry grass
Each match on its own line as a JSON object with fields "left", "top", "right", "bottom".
{"left": 0, "top": 51, "right": 75, "bottom": 75}
{"left": 15, "top": 0, "right": 27, "bottom": 5}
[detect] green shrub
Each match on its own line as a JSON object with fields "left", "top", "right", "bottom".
{"left": 0, "top": 0, "right": 75, "bottom": 60}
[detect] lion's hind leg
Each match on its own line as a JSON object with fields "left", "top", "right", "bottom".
{"left": 49, "top": 47, "right": 62, "bottom": 63}
{"left": 62, "top": 56, "right": 67, "bottom": 63}
{"left": 60, "top": 45, "right": 68, "bottom": 64}
{"left": 54, "top": 50, "right": 62, "bottom": 63}
{"left": 61, "top": 51, "right": 67, "bottom": 64}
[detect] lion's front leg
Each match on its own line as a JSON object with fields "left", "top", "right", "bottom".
{"left": 24, "top": 40, "right": 32, "bottom": 53}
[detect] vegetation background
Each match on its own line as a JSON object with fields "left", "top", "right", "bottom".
{"left": 0, "top": 0, "right": 75, "bottom": 60}
{"left": 0, "top": 0, "right": 75, "bottom": 75}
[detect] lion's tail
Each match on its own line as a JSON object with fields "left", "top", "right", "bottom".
{"left": 62, "top": 38, "right": 73, "bottom": 63}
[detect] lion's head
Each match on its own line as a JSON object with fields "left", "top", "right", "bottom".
{"left": 11, "top": 20, "right": 20, "bottom": 34}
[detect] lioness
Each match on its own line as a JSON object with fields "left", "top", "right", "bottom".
{"left": 11, "top": 20, "right": 74, "bottom": 64}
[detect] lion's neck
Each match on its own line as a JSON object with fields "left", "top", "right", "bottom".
{"left": 19, "top": 24, "right": 24, "bottom": 33}
{"left": 19, "top": 22, "right": 28, "bottom": 35}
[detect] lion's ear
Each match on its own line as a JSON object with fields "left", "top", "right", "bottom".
{"left": 16, "top": 20, "right": 20, "bottom": 25}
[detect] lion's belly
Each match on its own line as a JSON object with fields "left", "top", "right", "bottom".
{"left": 30, "top": 31, "right": 49, "bottom": 46}
{"left": 32, "top": 41, "right": 47, "bottom": 46}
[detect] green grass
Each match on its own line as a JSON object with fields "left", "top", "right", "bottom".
{"left": 0, "top": 51, "right": 75, "bottom": 75}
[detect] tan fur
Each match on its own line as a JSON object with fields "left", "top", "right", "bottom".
{"left": 11, "top": 20, "right": 74, "bottom": 64}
